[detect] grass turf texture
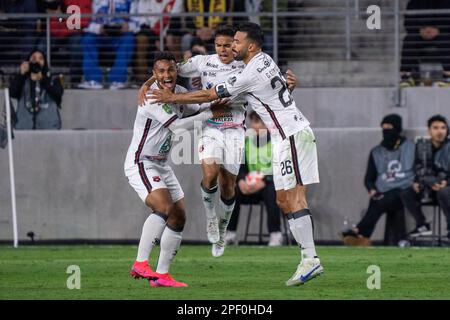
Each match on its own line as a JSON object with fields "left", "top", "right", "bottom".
{"left": 1, "top": 245, "right": 449, "bottom": 300}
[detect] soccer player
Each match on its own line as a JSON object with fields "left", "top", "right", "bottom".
{"left": 124, "top": 51, "right": 228, "bottom": 287}
{"left": 148, "top": 23, "right": 323, "bottom": 286}
{"left": 176, "top": 25, "right": 247, "bottom": 258}
{"left": 140, "top": 24, "right": 297, "bottom": 258}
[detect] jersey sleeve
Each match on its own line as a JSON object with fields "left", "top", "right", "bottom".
{"left": 215, "top": 70, "right": 254, "bottom": 99}
{"left": 142, "top": 100, "right": 179, "bottom": 128}
{"left": 177, "top": 56, "right": 204, "bottom": 78}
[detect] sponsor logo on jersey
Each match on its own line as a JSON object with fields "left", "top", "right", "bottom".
{"left": 199, "top": 144, "right": 204, "bottom": 153}
{"left": 162, "top": 103, "right": 173, "bottom": 114}
{"left": 206, "top": 62, "right": 219, "bottom": 68}
{"left": 203, "top": 71, "right": 217, "bottom": 77}
{"left": 152, "top": 176, "right": 161, "bottom": 182}
{"left": 257, "top": 59, "right": 271, "bottom": 73}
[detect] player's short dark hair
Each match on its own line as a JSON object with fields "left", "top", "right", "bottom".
{"left": 249, "top": 111, "right": 262, "bottom": 122}
{"left": 428, "top": 114, "right": 449, "bottom": 131}
{"left": 236, "top": 22, "right": 264, "bottom": 48}
{"left": 153, "top": 51, "right": 176, "bottom": 67}
{"left": 214, "top": 24, "right": 236, "bottom": 39}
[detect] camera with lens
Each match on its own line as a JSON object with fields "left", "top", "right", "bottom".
{"left": 29, "top": 62, "right": 42, "bottom": 74}
{"left": 415, "top": 137, "right": 448, "bottom": 202}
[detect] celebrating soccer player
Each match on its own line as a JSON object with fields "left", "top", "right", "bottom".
{"left": 124, "top": 52, "right": 229, "bottom": 287}
{"left": 148, "top": 23, "right": 323, "bottom": 286}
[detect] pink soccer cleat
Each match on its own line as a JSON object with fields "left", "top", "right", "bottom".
{"left": 129, "top": 260, "right": 158, "bottom": 280}
{"left": 149, "top": 273, "right": 188, "bottom": 287}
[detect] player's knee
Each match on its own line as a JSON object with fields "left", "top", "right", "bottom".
{"left": 145, "top": 196, "right": 171, "bottom": 215}
{"left": 219, "top": 180, "right": 236, "bottom": 199}
{"left": 202, "top": 172, "right": 219, "bottom": 189}
{"left": 167, "top": 208, "right": 186, "bottom": 231}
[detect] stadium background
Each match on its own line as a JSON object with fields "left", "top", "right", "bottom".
{"left": 1, "top": 0, "right": 449, "bottom": 244}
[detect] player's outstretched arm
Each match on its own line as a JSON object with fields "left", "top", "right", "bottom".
{"left": 167, "top": 100, "right": 230, "bottom": 131}
{"left": 150, "top": 87, "right": 218, "bottom": 105}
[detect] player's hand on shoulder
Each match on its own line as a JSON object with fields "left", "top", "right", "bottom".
{"left": 138, "top": 76, "right": 156, "bottom": 106}
{"left": 148, "top": 87, "right": 174, "bottom": 104}
{"left": 286, "top": 69, "right": 298, "bottom": 92}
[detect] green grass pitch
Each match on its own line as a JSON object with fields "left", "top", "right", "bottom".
{"left": 1, "top": 245, "right": 449, "bottom": 300}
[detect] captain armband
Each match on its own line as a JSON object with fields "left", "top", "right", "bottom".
{"left": 215, "top": 83, "right": 232, "bottom": 99}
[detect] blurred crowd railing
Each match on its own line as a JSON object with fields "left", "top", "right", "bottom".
{"left": 1, "top": 0, "right": 450, "bottom": 90}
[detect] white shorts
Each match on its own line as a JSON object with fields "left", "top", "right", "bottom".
{"left": 272, "top": 127, "right": 320, "bottom": 191}
{"left": 125, "top": 160, "right": 184, "bottom": 203}
{"left": 198, "top": 126, "right": 245, "bottom": 176}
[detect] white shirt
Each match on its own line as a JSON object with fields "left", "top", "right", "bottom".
{"left": 124, "top": 83, "right": 212, "bottom": 170}
{"left": 215, "top": 52, "right": 310, "bottom": 139}
{"left": 178, "top": 54, "right": 247, "bottom": 130}
{"left": 129, "top": 0, "right": 184, "bottom": 34}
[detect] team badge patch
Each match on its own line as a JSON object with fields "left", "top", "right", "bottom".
{"left": 153, "top": 176, "right": 161, "bottom": 182}
{"left": 162, "top": 103, "right": 173, "bottom": 114}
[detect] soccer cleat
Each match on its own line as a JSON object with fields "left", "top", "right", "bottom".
{"left": 206, "top": 217, "right": 220, "bottom": 244}
{"left": 408, "top": 224, "right": 432, "bottom": 238}
{"left": 149, "top": 273, "right": 188, "bottom": 287}
{"left": 285, "top": 258, "right": 324, "bottom": 286}
{"left": 129, "top": 260, "right": 158, "bottom": 280}
{"left": 212, "top": 218, "right": 230, "bottom": 257}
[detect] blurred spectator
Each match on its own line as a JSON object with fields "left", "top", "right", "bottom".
{"left": 130, "top": 0, "right": 184, "bottom": 82}
{"left": 226, "top": 111, "right": 283, "bottom": 247}
{"left": 35, "top": 0, "right": 92, "bottom": 86}
{"left": 181, "top": 0, "right": 246, "bottom": 53}
{"left": 9, "top": 49, "right": 63, "bottom": 130}
{"left": 0, "top": 0, "right": 40, "bottom": 65}
{"left": 400, "top": 115, "right": 450, "bottom": 239}
{"left": 400, "top": 0, "right": 450, "bottom": 87}
{"left": 177, "top": 37, "right": 207, "bottom": 90}
{"left": 182, "top": 37, "right": 207, "bottom": 61}
{"left": 78, "top": 0, "right": 135, "bottom": 89}
{"left": 340, "top": 114, "right": 415, "bottom": 246}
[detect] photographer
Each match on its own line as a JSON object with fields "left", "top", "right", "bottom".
{"left": 341, "top": 114, "right": 415, "bottom": 246}
{"left": 400, "top": 115, "right": 450, "bottom": 239}
{"left": 9, "top": 49, "right": 63, "bottom": 130}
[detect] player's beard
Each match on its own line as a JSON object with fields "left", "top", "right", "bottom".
{"left": 233, "top": 48, "right": 248, "bottom": 61}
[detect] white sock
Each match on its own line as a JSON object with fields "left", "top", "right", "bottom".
{"left": 136, "top": 212, "right": 167, "bottom": 262}
{"left": 156, "top": 226, "right": 183, "bottom": 274}
{"left": 218, "top": 196, "right": 235, "bottom": 227}
{"left": 200, "top": 183, "right": 218, "bottom": 219}
{"left": 288, "top": 209, "right": 318, "bottom": 260}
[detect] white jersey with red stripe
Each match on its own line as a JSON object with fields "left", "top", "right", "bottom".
{"left": 177, "top": 54, "right": 247, "bottom": 129}
{"left": 215, "top": 52, "right": 310, "bottom": 139}
{"left": 124, "top": 83, "right": 196, "bottom": 172}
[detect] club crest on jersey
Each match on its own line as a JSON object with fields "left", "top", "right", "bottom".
{"left": 162, "top": 103, "right": 173, "bottom": 114}
{"left": 227, "top": 76, "right": 237, "bottom": 86}
{"left": 152, "top": 176, "right": 161, "bottom": 182}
